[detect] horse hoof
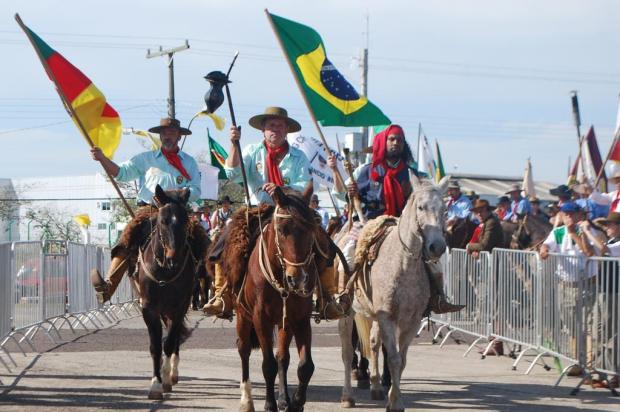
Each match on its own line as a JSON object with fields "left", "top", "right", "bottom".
{"left": 171, "top": 374, "right": 179, "bottom": 385}
{"left": 148, "top": 391, "right": 164, "bottom": 400}
{"left": 357, "top": 378, "right": 370, "bottom": 389}
{"left": 370, "top": 389, "right": 385, "bottom": 400}
{"left": 278, "top": 399, "right": 288, "bottom": 410}
{"left": 162, "top": 383, "right": 172, "bottom": 393}
{"left": 239, "top": 401, "right": 255, "bottom": 412}
{"left": 340, "top": 396, "right": 355, "bottom": 408}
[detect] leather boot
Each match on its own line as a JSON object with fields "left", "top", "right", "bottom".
{"left": 202, "top": 263, "right": 233, "bottom": 318}
{"left": 319, "top": 266, "right": 346, "bottom": 320}
{"left": 90, "top": 256, "right": 129, "bottom": 304}
{"left": 426, "top": 261, "right": 465, "bottom": 314}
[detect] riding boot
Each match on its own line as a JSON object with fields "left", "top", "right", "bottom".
{"left": 90, "top": 255, "right": 129, "bottom": 304}
{"left": 202, "top": 263, "right": 233, "bottom": 318}
{"left": 425, "top": 261, "right": 465, "bottom": 314}
{"left": 319, "top": 266, "right": 348, "bottom": 320}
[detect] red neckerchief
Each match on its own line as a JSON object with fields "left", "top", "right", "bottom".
{"left": 264, "top": 141, "right": 288, "bottom": 186}
{"left": 371, "top": 124, "right": 406, "bottom": 216}
{"left": 469, "top": 222, "right": 485, "bottom": 244}
{"left": 611, "top": 191, "right": 620, "bottom": 212}
{"left": 161, "top": 148, "right": 190, "bottom": 181}
{"left": 447, "top": 196, "right": 458, "bottom": 208}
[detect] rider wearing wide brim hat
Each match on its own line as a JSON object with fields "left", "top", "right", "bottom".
{"left": 203, "top": 106, "right": 346, "bottom": 320}
{"left": 89, "top": 117, "right": 204, "bottom": 304}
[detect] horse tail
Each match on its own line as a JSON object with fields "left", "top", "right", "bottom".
{"left": 178, "top": 319, "right": 192, "bottom": 345}
{"left": 354, "top": 313, "right": 373, "bottom": 359}
{"left": 249, "top": 326, "right": 260, "bottom": 350}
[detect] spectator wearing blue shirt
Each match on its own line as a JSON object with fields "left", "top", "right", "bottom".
{"left": 446, "top": 180, "right": 473, "bottom": 228}
{"left": 503, "top": 184, "right": 532, "bottom": 222}
{"left": 573, "top": 183, "right": 609, "bottom": 220}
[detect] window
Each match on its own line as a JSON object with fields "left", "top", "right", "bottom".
{"left": 101, "top": 201, "right": 111, "bottom": 211}
{"left": 97, "top": 223, "right": 107, "bottom": 230}
{"left": 109, "top": 223, "right": 115, "bottom": 230}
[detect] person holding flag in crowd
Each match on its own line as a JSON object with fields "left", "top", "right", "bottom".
{"left": 329, "top": 124, "right": 464, "bottom": 314}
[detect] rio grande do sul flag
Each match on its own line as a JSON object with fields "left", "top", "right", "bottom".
{"left": 16, "top": 15, "right": 121, "bottom": 159}
{"left": 266, "top": 11, "right": 390, "bottom": 127}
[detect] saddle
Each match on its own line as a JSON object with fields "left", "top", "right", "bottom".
{"left": 352, "top": 216, "right": 397, "bottom": 312}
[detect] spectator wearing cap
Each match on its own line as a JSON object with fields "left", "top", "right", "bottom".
{"left": 310, "top": 193, "right": 330, "bottom": 229}
{"left": 503, "top": 184, "right": 532, "bottom": 222}
{"left": 466, "top": 199, "right": 504, "bottom": 257}
{"left": 571, "top": 182, "right": 610, "bottom": 220}
{"left": 446, "top": 180, "right": 472, "bottom": 228}
{"left": 495, "top": 196, "right": 511, "bottom": 220}
{"left": 211, "top": 195, "right": 233, "bottom": 229}
{"left": 539, "top": 202, "right": 600, "bottom": 260}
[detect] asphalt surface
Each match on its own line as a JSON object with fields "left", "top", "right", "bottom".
{"left": 0, "top": 307, "right": 618, "bottom": 411}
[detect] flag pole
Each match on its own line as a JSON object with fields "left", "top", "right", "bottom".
{"left": 265, "top": 9, "right": 366, "bottom": 223}
{"left": 594, "top": 127, "right": 620, "bottom": 189}
{"left": 570, "top": 91, "right": 586, "bottom": 182}
{"left": 15, "top": 13, "right": 134, "bottom": 218}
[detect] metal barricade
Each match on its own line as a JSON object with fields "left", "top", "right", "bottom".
{"left": 11, "top": 242, "right": 43, "bottom": 330}
{"left": 42, "top": 240, "right": 68, "bottom": 321}
{"left": 0, "top": 243, "right": 13, "bottom": 371}
{"left": 584, "top": 257, "right": 619, "bottom": 381}
{"left": 436, "top": 248, "right": 493, "bottom": 355}
{"left": 537, "top": 253, "right": 588, "bottom": 381}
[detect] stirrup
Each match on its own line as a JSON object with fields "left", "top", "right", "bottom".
{"left": 433, "top": 296, "right": 465, "bottom": 314}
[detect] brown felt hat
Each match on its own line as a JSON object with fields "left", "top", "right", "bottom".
{"left": 594, "top": 212, "right": 620, "bottom": 226}
{"left": 248, "top": 107, "right": 301, "bottom": 133}
{"left": 148, "top": 118, "right": 192, "bottom": 135}
{"left": 505, "top": 183, "right": 521, "bottom": 194}
{"left": 471, "top": 199, "right": 492, "bottom": 212}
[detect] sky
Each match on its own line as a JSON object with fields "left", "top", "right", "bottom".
{"left": 1, "top": 0, "right": 619, "bottom": 185}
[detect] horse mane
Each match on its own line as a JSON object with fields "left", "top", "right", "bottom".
{"left": 278, "top": 187, "right": 319, "bottom": 230}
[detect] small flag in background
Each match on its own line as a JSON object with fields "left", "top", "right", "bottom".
{"left": 73, "top": 214, "right": 91, "bottom": 227}
{"left": 417, "top": 134, "right": 436, "bottom": 179}
{"left": 434, "top": 140, "right": 445, "bottom": 183}
{"left": 581, "top": 126, "right": 607, "bottom": 191}
{"left": 194, "top": 109, "right": 225, "bottom": 131}
{"left": 17, "top": 16, "right": 121, "bottom": 158}
{"left": 208, "top": 129, "right": 228, "bottom": 180}
{"left": 267, "top": 11, "right": 390, "bottom": 127}
{"left": 522, "top": 158, "right": 536, "bottom": 198}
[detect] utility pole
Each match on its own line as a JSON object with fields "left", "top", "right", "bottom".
{"left": 146, "top": 40, "right": 190, "bottom": 119}
{"left": 359, "top": 15, "right": 370, "bottom": 163}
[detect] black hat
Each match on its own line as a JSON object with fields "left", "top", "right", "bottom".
{"left": 497, "top": 196, "right": 510, "bottom": 204}
{"left": 549, "top": 184, "right": 572, "bottom": 198}
{"left": 148, "top": 117, "right": 192, "bottom": 135}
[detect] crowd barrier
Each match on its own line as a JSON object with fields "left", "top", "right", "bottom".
{"left": 0, "top": 240, "right": 139, "bottom": 373}
{"left": 421, "top": 248, "right": 619, "bottom": 396}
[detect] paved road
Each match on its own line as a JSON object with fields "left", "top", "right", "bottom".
{"left": 0, "top": 309, "right": 618, "bottom": 411}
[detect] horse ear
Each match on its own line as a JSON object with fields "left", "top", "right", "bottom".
{"left": 302, "top": 179, "right": 314, "bottom": 205}
{"left": 409, "top": 169, "right": 421, "bottom": 192}
{"left": 153, "top": 184, "right": 169, "bottom": 206}
{"left": 180, "top": 188, "right": 190, "bottom": 204}
{"left": 438, "top": 175, "right": 451, "bottom": 195}
{"left": 271, "top": 185, "right": 287, "bottom": 207}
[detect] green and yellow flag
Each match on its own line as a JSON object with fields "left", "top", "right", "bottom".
{"left": 435, "top": 140, "right": 445, "bottom": 183}
{"left": 267, "top": 11, "right": 390, "bottom": 127}
{"left": 208, "top": 130, "right": 228, "bottom": 180}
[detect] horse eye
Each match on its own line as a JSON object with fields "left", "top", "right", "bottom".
{"left": 418, "top": 205, "right": 425, "bottom": 211}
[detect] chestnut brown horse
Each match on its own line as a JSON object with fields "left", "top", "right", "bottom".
{"left": 137, "top": 185, "right": 207, "bottom": 399}
{"left": 235, "top": 183, "right": 323, "bottom": 412}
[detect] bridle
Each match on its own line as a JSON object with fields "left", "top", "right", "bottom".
{"left": 397, "top": 192, "right": 443, "bottom": 263}
{"left": 138, "top": 208, "right": 198, "bottom": 287}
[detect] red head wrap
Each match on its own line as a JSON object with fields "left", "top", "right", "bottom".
{"left": 370, "top": 125, "right": 406, "bottom": 216}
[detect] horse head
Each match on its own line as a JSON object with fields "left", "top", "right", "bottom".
{"left": 408, "top": 172, "right": 449, "bottom": 260}
{"left": 270, "top": 181, "right": 317, "bottom": 295}
{"left": 153, "top": 184, "right": 190, "bottom": 261}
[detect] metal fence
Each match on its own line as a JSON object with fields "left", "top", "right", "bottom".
{"left": 423, "top": 248, "right": 619, "bottom": 395}
{"left": 0, "top": 240, "right": 138, "bottom": 372}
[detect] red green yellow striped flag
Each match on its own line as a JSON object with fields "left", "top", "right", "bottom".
{"left": 16, "top": 15, "right": 121, "bottom": 158}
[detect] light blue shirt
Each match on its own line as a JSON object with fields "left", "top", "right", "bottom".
{"left": 503, "top": 197, "right": 532, "bottom": 221}
{"left": 446, "top": 194, "right": 472, "bottom": 220}
{"left": 116, "top": 150, "right": 201, "bottom": 204}
{"left": 225, "top": 142, "right": 311, "bottom": 204}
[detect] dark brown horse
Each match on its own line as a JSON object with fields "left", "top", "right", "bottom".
{"left": 137, "top": 185, "right": 206, "bottom": 399}
{"left": 235, "top": 183, "right": 321, "bottom": 412}
{"left": 446, "top": 217, "right": 478, "bottom": 249}
{"left": 501, "top": 214, "right": 552, "bottom": 250}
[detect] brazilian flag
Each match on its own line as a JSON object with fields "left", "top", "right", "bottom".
{"left": 268, "top": 12, "right": 390, "bottom": 127}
